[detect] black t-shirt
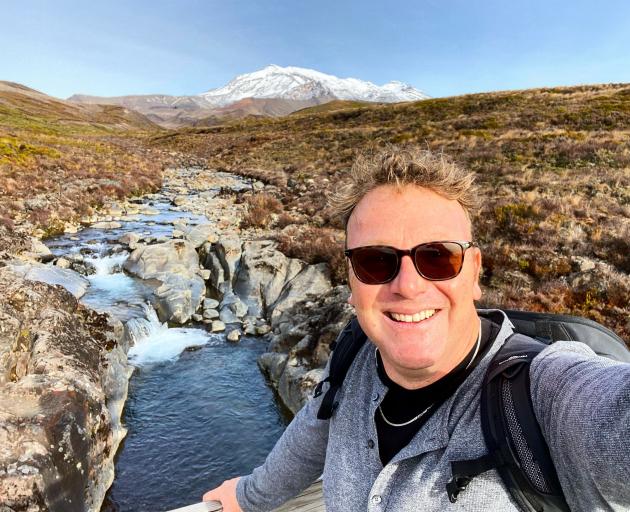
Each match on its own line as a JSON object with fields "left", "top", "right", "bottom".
{"left": 375, "top": 316, "right": 501, "bottom": 465}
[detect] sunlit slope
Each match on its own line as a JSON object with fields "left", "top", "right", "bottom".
{"left": 0, "top": 81, "right": 164, "bottom": 236}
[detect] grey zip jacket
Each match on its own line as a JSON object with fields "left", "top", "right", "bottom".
{"left": 236, "top": 310, "right": 630, "bottom": 511}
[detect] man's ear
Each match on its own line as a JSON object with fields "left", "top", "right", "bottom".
{"left": 472, "top": 248, "right": 482, "bottom": 301}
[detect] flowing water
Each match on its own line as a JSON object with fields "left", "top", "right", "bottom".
{"left": 43, "top": 181, "right": 290, "bottom": 511}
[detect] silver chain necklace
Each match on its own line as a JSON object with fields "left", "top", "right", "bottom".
{"left": 377, "top": 319, "right": 482, "bottom": 428}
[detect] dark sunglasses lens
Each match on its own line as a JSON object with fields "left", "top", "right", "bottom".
{"left": 351, "top": 247, "right": 398, "bottom": 284}
{"left": 414, "top": 242, "right": 463, "bottom": 280}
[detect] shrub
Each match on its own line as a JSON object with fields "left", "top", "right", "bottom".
{"left": 241, "top": 192, "right": 283, "bottom": 228}
{"left": 275, "top": 226, "right": 347, "bottom": 284}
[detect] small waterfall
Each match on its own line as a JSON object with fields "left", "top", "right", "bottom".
{"left": 89, "top": 252, "right": 129, "bottom": 275}
{"left": 126, "top": 304, "right": 213, "bottom": 366}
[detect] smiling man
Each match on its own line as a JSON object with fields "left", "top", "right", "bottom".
{"left": 204, "top": 147, "right": 630, "bottom": 511}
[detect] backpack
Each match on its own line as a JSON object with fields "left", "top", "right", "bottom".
{"left": 313, "top": 309, "right": 630, "bottom": 512}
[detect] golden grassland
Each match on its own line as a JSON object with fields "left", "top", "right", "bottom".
{"left": 0, "top": 83, "right": 166, "bottom": 236}
{"left": 155, "top": 83, "right": 630, "bottom": 341}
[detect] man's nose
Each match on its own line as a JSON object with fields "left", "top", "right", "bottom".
{"left": 389, "top": 254, "right": 429, "bottom": 297}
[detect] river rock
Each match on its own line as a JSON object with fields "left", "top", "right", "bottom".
{"left": 269, "top": 263, "right": 333, "bottom": 328}
{"left": 233, "top": 241, "right": 304, "bottom": 317}
{"left": 211, "top": 320, "right": 226, "bottom": 332}
{"left": 8, "top": 262, "right": 90, "bottom": 299}
{"left": 55, "top": 257, "right": 71, "bottom": 269}
{"left": 219, "top": 306, "right": 241, "bottom": 324}
{"left": 183, "top": 224, "right": 218, "bottom": 248}
{"left": 203, "top": 298, "right": 219, "bottom": 310}
{"left": 226, "top": 329, "right": 242, "bottom": 342}
{"left": 203, "top": 308, "right": 219, "bottom": 320}
{"left": 119, "top": 232, "right": 142, "bottom": 249}
{"left": 92, "top": 221, "right": 122, "bottom": 230}
{"left": 123, "top": 240, "right": 205, "bottom": 324}
{"left": 213, "top": 236, "right": 242, "bottom": 292}
{"left": 173, "top": 195, "right": 190, "bottom": 206}
{"left": 0, "top": 267, "right": 127, "bottom": 511}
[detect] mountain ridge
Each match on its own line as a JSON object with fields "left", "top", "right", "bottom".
{"left": 68, "top": 65, "right": 428, "bottom": 127}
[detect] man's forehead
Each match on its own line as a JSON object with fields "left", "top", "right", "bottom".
{"left": 346, "top": 185, "right": 472, "bottom": 243}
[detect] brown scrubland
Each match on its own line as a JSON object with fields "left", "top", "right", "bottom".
{"left": 0, "top": 80, "right": 628, "bottom": 340}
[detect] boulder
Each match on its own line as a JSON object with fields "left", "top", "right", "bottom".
{"left": 270, "top": 263, "right": 333, "bottom": 328}
{"left": 0, "top": 267, "right": 126, "bottom": 511}
{"left": 213, "top": 236, "right": 243, "bottom": 292}
{"left": 183, "top": 224, "right": 218, "bottom": 248}
{"left": 92, "top": 221, "right": 122, "bottom": 230}
{"left": 123, "top": 240, "right": 205, "bottom": 324}
{"left": 8, "top": 262, "right": 90, "bottom": 299}
{"left": 233, "top": 241, "right": 304, "bottom": 317}
{"left": 203, "top": 298, "right": 220, "bottom": 310}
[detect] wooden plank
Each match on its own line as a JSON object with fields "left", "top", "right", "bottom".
{"left": 163, "top": 480, "right": 324, "bottom": 512}
{"left": 273, "top": 481, "right": 325, "bottom": 512}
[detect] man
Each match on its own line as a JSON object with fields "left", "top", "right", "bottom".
{"left": 204, "top": 147, "right": 630, "bottom": 511}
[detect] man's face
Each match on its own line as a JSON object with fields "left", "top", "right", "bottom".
{"left": 347, "top": 185, "right": 482, "bottom": 388}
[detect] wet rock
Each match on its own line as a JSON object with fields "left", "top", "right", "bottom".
{"left": 203, "top": 308, "right": 219, "bottom": 320}
{"left": 211, "top": 320, "right": 226, "bottom": 332}
{"left": 55, "top": 257, "right": 71, "bottom": 269}
{"left": 213, "top": 236, "right": 242, "bottom": 293}
{"left": 203, "top": 298, "right": 219, "bottom": 310}
{"left": 226, "top": 329, "right": 242, "bottom": 342}
{"left": 92, "top": 221, "right": 122, "bottom": 230}
{"left": 219, "top": 307, "right": 240, "bottom": 324}
{"left": 123, "top": 240, "right": 206, "bottom": 324}
{"left": 8, "top": 262, "right": 90, "bottom": 299}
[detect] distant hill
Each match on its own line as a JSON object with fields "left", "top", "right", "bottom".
{"left": 68, "top": 65, "right": 428, "bottom": 128}
{"left": 0, "top": 81, "right": 157, "bottom": 131}
{"left": 0, "top": 81, "right": 164, "bottom": 238}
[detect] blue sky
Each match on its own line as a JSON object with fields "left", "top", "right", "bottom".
{"left": 2, "top": 0, "right": 630, "bottom": 99}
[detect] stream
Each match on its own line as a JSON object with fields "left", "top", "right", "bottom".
{"left": 43, "top": 171, "right": 290, "bottom": 511}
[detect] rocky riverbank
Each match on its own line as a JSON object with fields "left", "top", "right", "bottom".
{"left": 0, "top": 166, "right": 348, "bottom": 510}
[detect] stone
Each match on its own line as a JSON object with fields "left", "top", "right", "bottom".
{"left": 255, "top": 324, "right": 272, "bottom": 336}
{"left": 226, "top": 329, "right": 242, "bottom": 342}
{"left": 213, "top": 236, "right": 243, "bottom": 292}
{"left": 219, "top": 307, "right": 240, "bottom": 324}
{"left": 229, "top": 298, "right": 249, "bottom": 318}
{"left": 173, "top": 195, "right": 190, "bottom": 206}
{"left": 203, "top": 298, "right": 220, "bottom": 310}
{"left": 183, "top": 224, "right": 218, "bottom": 248}
{"left": 192, "top": 313, "right": 203, "bottom": 322}
{"left": 8, "top": 262, "right": 90, "bottom": 299}
{"left": 0, "top": 267, "right": 126, "bottom": 511}
{"left": 200, "top": 269, "right": 211, "bottom": 280}
{"left": 55, "top": 257, "right": 71, "bottom": 269}
{"left": 123, "top": 240, "right": 206, "bottom": 324}
{"left": 270, "top": 263, "right": 333, "bottom": 327}
{"left": 172, "top": 229, "right": 184, "bottom": 238}
{"left": 233, "top": 241, "right": 304, "bottom": 317}
{"left": 253, "top": 180, "right": 265, "bottom": 191}
{"left": 92, "top": 221, "right": 122, "bottom": 230}
{"left": 211, "top": 320, "right": 226, "bottom": 332}
{"left": 119, "top": 232, "right": 142, "bottom": 249}
{"left": 203, "top": 308, "right": 219, "bottom": 320}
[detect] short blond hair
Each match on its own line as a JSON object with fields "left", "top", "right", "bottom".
{"left": 328, "top": 146, "right": 479, "bottom": 229}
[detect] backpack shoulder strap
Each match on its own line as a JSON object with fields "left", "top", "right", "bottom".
{"left": 314, "top": 316, "right": 367, "bottom": 420}
{"left": 480, "top": 332, "right": 570, "bottom": 512}
{"left": 448, "top": 333, "right": 571, "bottom": 511}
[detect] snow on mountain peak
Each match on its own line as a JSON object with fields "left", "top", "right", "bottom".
{"left": 199, "top": 65, "right": 428, "bottom": 106}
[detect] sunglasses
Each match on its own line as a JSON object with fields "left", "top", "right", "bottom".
{"left": 344, "top": 241, "right": 477, "bottom": 284}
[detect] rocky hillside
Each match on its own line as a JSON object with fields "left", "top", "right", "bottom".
{"left": 0, "top": 81, "right": 166, "bottom": 245}
{"left": 155, "top": 83, "right": 630, "bottom": 341}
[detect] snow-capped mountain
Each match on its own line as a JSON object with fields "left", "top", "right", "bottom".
{"left": 69, "top": 65, "right": 429, "bottom": 127}
{"left": 200, "top": 65, "right": 428, "bottom": 106}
